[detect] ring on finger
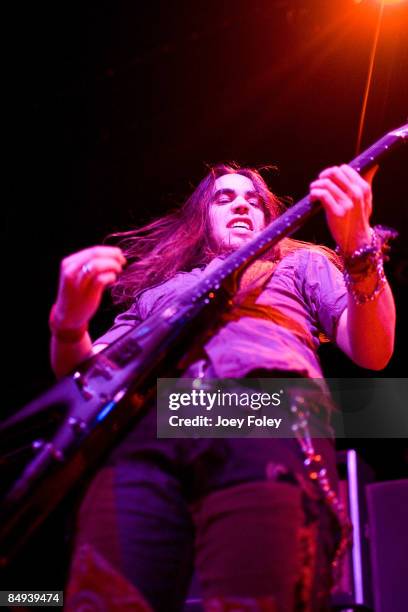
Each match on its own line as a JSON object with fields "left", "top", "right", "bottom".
{"left": 81, "top": 262, "right": 93, "bottom": 277}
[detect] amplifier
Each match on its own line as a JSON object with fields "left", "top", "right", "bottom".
{"left": 366, "top": 479, "right": 408, "bottom": 612}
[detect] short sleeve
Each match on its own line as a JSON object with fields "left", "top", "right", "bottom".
{"left": 300, "top": 250, "right": 348, "bottom": 341}
{"left": 93, "top": 301, "right": 143, "bottom": 346}
{"left": 92, "top": 266, "right": 205, "bottom": 346}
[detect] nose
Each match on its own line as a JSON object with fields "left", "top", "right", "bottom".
{"left": 231, "top": 197, "right": 249, "bottom": 215}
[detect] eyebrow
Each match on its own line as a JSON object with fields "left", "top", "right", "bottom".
{"left": 213, "top": 188, "right": 260, "bottom": 200}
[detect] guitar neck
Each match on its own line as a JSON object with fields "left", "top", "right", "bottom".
{"left": 183, "top": 124, "right": 407, "bottom": 304}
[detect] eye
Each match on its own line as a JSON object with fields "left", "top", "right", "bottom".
{"left": 248, "top": 198, "right": 261, "bottom": 207}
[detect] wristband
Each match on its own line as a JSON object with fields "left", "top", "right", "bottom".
{"left": 336, "top": 225, "right": 398, "bottom": 305}
{"left": 49, "top": 304, "right": 88, "bottom": 343}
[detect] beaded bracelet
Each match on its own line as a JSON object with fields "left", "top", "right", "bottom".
{"left": 336, "top": 225, "right": 398, "bottom": 305}
{"left": 49, "top": 304, "right": 88, "bottom": 343}
{"left": 344, "top": 260, "right": 386, "bottom": 305}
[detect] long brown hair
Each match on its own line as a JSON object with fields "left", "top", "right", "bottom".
{"left": 110, "top": 163, "right": 340, "bottom": 307}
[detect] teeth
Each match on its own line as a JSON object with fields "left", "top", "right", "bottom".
{"left": 231, "top": 222, "right": 250, "bottom": 230}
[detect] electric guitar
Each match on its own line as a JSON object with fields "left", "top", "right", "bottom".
{"left": 0, "top": 123, "right": 406, "bottom": 566}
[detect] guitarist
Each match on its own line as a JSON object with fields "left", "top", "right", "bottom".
{"left": 50, "top": 164, "right": 395, "bottom": 611}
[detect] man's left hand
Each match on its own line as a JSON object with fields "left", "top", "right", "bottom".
{"left": 309, "top": 164, "right": 373, "bottom": 255}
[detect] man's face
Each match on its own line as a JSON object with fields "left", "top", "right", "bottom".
{"left": 209, "top": 173, "right": 266, "bottom": 250}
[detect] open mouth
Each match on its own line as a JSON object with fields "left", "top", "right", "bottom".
{"left": 227, "top": 217, "right": 253, "bottom": 231}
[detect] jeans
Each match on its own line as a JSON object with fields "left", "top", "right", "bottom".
{"left": 65, "top": 400, "right": 340, "bottom": 612}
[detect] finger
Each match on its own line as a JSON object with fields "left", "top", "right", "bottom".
{"left": 339, "top": 163, "right": 372, "bottom": 192}
{"left": 320, "top": 165, "right": 370, "bottom": 206}
{"left": 62, "top": 246, "right": 126, "bottom": 272}
{"left": 339, "top": 164, "right": 372, "bottom": 193}
{"left": 319, "top": 166, "right": 356, "bottom": 198}
{"left": 310, "top": 179, "right": 352, "bottom": 212}
{"left": 309, "top": 187, "right": 345, "bottom": 217}
{"left": 80, "top": 272, "right": 119, "bottom": 306}
{"left": 81, "top": 273, "right": 118, "bottom": 307}
{"left": 91, "top": 271, "right": 119, "bottom": 288}
{"left": 339, "top": 165, "right": 372, "bottom": 215}
{"left": 80, "top": 245, "right": 126, "bottom": 263}
{"left": 62, "top": 258, "right": 124, "bottom": 290}
{"left": 76, "top": 258, "right": 124, "bottom": 288}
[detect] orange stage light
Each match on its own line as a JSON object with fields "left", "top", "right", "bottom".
{"left": 354, "top": 0, "right": 406, "bottom": 6}
{"left": 376, "top": 0, "right": 406, "bottom": 5}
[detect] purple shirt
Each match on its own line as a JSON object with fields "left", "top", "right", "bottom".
{"left": 95, "top": 249, "right": 347, "bottom": 378}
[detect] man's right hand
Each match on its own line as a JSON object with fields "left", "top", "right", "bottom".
{"left": 51, "top": 246, "right": 127, "bottom": 332}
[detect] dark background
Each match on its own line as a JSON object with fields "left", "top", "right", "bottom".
{"left": 2, "top": 0, "right": 408, "bottom": 589}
